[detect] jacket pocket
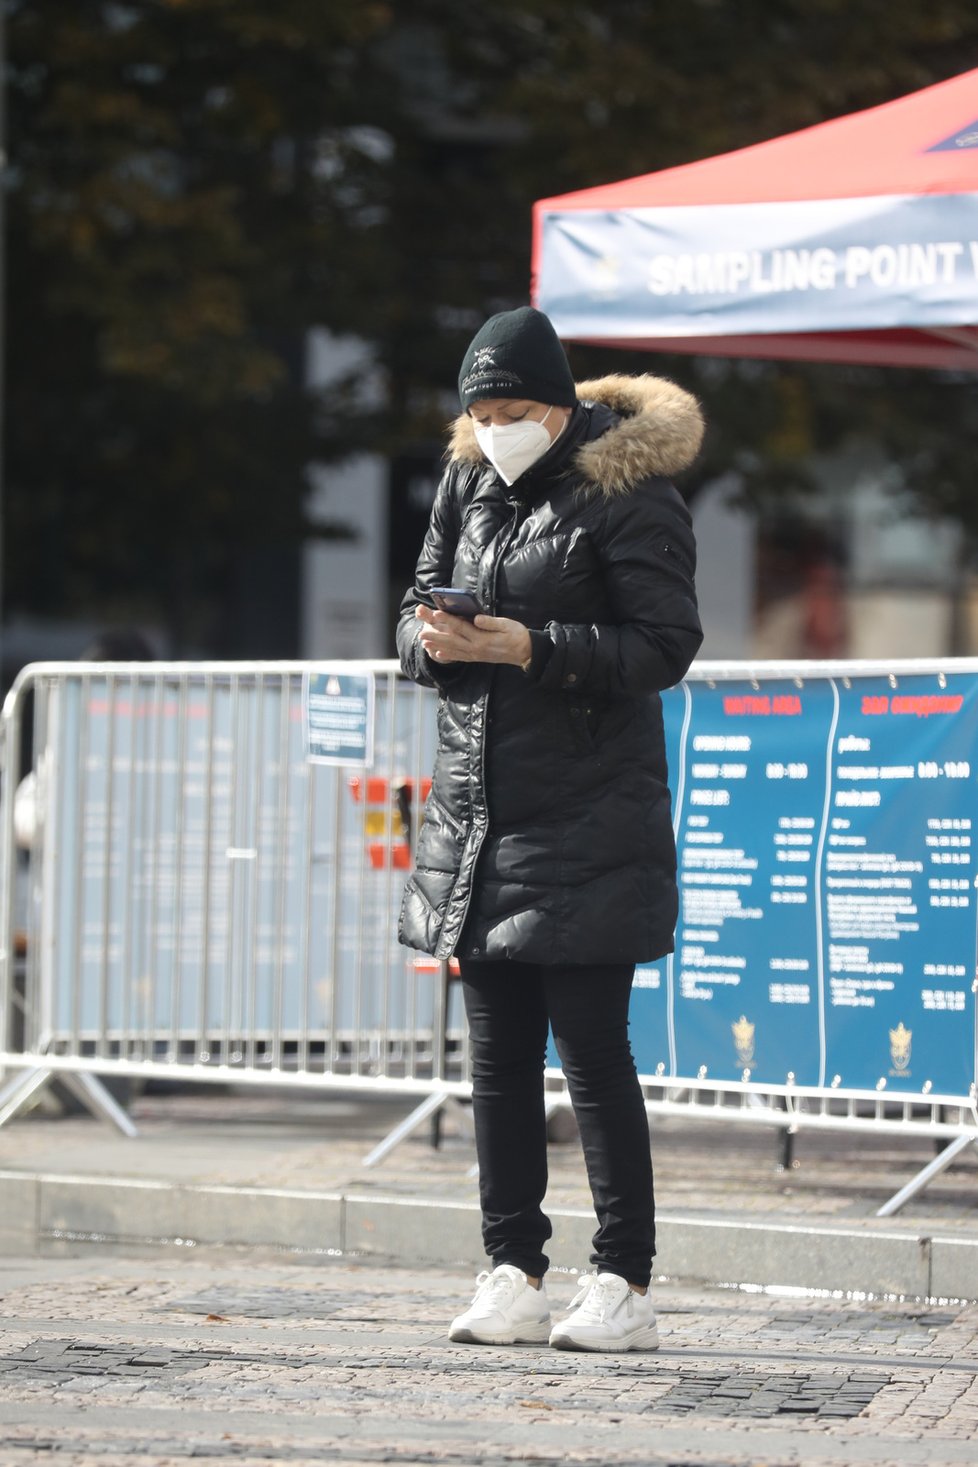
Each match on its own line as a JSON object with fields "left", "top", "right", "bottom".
{"left": 419, "top": 793, "right": 468, "bottom": 858}
{"left": 653, "top": 535, "right": 694, "bottom": 579}
{"left": 566, "top": 697, "right": 599, "bottom": 754}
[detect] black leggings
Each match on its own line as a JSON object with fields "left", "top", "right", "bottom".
{"left": 459, "top": 957, "right": 655, "bottom": 1288}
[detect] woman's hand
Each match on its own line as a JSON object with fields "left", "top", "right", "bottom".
{"left": 416, "top": 605, "right": 532, "bottom": 667}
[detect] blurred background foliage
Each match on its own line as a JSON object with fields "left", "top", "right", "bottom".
{"left": 5, "top": 0, "right": 978, "bottom": 652}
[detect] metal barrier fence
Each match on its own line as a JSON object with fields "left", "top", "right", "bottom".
{"left": 1, "top": 657, "right": 976, "bottom": 1213}
{"left": 0, "top": 661, "right": 469, "bottom": 1151}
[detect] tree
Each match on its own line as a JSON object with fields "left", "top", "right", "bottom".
{"left": 5, "top": 0, "right": 397, "bottom": 650}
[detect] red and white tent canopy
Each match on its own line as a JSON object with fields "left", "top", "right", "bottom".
{"left": 532, "top": 69, "right": 978, "bottom": 370}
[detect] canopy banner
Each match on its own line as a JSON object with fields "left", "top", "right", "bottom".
{"left": 624, "top": 669, "right": 978, "bottom": 1100}
{"left": 539, "top": 192, "right": 978, "bottom": 340}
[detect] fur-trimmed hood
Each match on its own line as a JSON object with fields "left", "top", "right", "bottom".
{"left": 448, "top": 373, "right": 704, "bottom": 496}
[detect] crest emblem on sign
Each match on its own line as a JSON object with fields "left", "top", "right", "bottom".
{"left": 326, "top": 676, "right": 342, "bottom": 696}
{"left": 732, "top": 1015, "right": 755, "bottom": 1065}
{"left": 889, "top": 1021, "right": 912, "bottom": 1072}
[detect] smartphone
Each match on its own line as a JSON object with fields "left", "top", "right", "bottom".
{"left": 430, "top": 587, "right": 485, "bottom": 620}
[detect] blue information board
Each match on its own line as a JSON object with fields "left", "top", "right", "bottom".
{"left": 658, "top": 672, "right": 978, "bottom": 1097}
{"left": 551, "top": 671, "right": 978, "bottom": 1099}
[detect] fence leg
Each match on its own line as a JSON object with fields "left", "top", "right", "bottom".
{"left": 0, "top": 1066, "right": 55, "bottom": 1127}
{"left": 778, "top": 1128, "right": 796, "bottom": 1172}
{"left": 57, "top": 1071, "right": 139, "bottom": 1138}
{"left": 876, "top": 1132, "right": 978, "bottom": 1217}
{"left": 362, "top": 1091, "right": 450, "bottom": 1167}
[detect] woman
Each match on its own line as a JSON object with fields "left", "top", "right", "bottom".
{"left": 397, "top": 306, "right": 703, "bottom": 1351}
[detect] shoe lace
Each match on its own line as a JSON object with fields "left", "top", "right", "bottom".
{"left": 471, "top": 1268, "right": 518, "bottom": 1304}
{"left": 567, "top": 1272, "right": 631, "bottom": 1323}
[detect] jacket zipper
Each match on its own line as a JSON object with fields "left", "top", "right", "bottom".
{"left": 447, "top": 497, "right": 523, "bottom": 952}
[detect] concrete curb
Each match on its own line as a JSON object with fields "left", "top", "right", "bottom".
{"left": 2, "top": 1168, "right": 976, "bottom": 1301}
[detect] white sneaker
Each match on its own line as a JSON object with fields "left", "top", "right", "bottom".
{"left": 449, "top": 1264, "right": 551, "bottom": 1345}
{"left": 549, "top": 1271, "right": 660, "bottom": 1352}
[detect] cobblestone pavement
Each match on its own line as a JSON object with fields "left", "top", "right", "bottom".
{"left": 1, "top": 1254, "right": 977, "bottom": 1466}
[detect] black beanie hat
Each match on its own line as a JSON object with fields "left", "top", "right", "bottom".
{"left": 458, "top": 307, "right": 577, "bottom": 410}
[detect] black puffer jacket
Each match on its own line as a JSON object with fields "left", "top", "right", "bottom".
{"left": 397, "top": 374, "right": 704, "bottom": 966}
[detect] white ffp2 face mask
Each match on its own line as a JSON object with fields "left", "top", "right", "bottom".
{"left": 473, "top": 406, "right": 555, "bottom": 485}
